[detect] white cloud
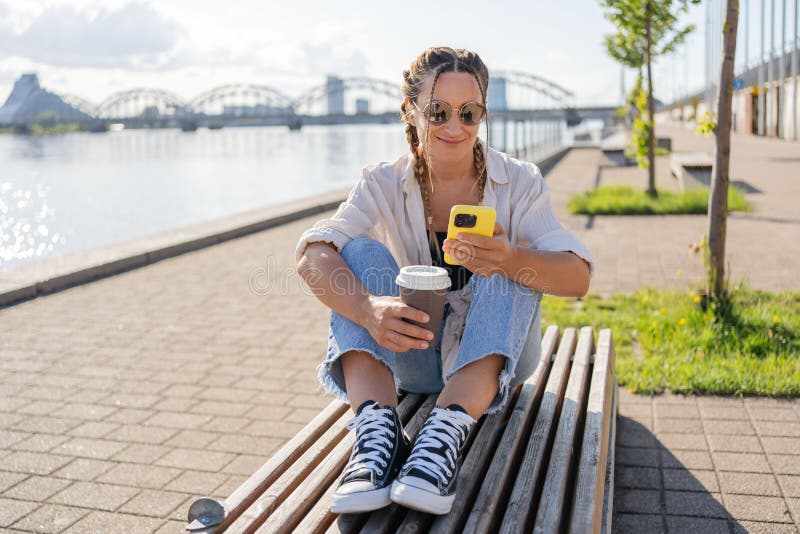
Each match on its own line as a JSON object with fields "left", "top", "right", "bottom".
{"left": 0, "top": 1, "right": 183, "bottom": 69}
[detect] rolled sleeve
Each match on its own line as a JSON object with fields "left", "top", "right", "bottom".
{"left": 512, "top": 163, "right": 595, "bottom": 275}
{"left": 294, "top": 168, "right": 386, "bottom": 264}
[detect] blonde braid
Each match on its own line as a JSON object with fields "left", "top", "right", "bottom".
{"left": 472, "top": 139, "right": 487, "bottom": 205}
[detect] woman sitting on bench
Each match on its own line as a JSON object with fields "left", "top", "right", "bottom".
{"left": 295, "top": 46, "right": 593, "bottom": 516}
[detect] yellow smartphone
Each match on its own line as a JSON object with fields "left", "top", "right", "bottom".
{"left": 444, "top": 205, "right": 497, "bottom": 265}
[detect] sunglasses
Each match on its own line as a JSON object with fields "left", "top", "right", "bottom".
{"left": 412, "top": 99, "right": 487, "bottom": 126}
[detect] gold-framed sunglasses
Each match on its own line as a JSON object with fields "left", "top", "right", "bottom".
{"left": 412, "top": 99, "right": 487, "bottom": 126}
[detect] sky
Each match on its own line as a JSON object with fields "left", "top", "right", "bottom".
{"left": 0, "top": 0, "right": 718, "bottom": 109}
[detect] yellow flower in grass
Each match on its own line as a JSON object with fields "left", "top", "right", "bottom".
{"left": 773, "top": 315, "right": 780, "bottom": 324}
{"left": 693, "top": 295, "right": 702, "bottom": 303}
{"left": 678, "top": 318, "right": 687, "bottom": 326}
{"left": 659, "top": 307, "right": 667, "bottom": 314}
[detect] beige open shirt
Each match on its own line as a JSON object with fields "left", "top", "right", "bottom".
{"left": 295, "top": 143, "right": 595, "bottom": 381}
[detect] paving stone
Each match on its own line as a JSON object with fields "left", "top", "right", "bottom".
{"left": 2, "top": 452, "right": 73, "bottom": 476}
{"left": 118, "top": 489, "right": 189, "bottom": 518}
{"left": 9, "top": 503, "right": 89, "bottom": 533}
{"left": 655, "top": 432, "right": 708, "bottom": 451}
{"left": 706, "top": 434, "right": 764, "bottom": 453}
{"left": 778, "top": 475, "right": 800, "bottom": 498}
{"left": 703, "top": 419, "right": 756, "bottom": 436}
{"left": 665, "top": 515, "right": 730, "bottom": 534}
{"left": 770, "top": 455, "right": 800, "bottom": 475}
{"left": 661, "top": 449, "right": 714, "bottom": 470}
{"left": 0, "top": 497, "right": 38, "bottom": 528}
{"left": 51, "top": 403, "right": 118, "bottom": 422}
{"left": 62, "top": 510, "right": 164, "bottom": 533}
{"left": 761, "top": 437, "right": 800, "bottom": 455}
{"left": 718, "top": 472, "right": 782, "bottom": 496}
{"left": 654, "top": 404, "right": 700, "bottom": 419}
{"left": 748, "top": 408, "right": 799, "bottom": 422}
{"left": 11, "top": 416, "right": 84, "bottom": 435}
{"left": 221, "top": 454, "right": 271, "bottom": 476}
{"left": 611, "top": 512, "right": 664, "bottom": 533}
{"left": 787, "top": 498, "right": 800, "bottom": 527}
{"left": 0, "top": 472, "right": 28, "bottom": 493}
{"left": 662, "top": 468, "right": 719, "bottom": 493}
{"left": 615, "top": 466, "right": 660, "bottom": 489}
{"left": 653, "top": 417, "right": 704, "bottom": 434}
{"left": 96, "top": 463, "right": 182, "bottom": 490}
{"left": 106, "top": 408, "right": 155, "bottom": 425}
{"left": 104, "top": 424, "right": 179, "bottom": 445}
{"left": 1, "top": 475, "right": 73, "bottom": 501}
{"left": 54, "top": 438, "right": 129, "bottom": 460}
{"left": 51, "top": 458, "right": 116, "bottom": 482}
{"left": 733, "top": 522, "right": 800, "bottom": 534}
{"left": 143, "top": 411, "right": 214, "bottom": 430}
{"left": 9, "top": 433, "right": 70, "bottom": 453}
{"left": 155, "top": 448, "right": 236, "bottom": 472}
{"left": 614, "top": 488, "right": 661, "bottom": 514}
{"left": 50, "top": 480, "right": 140, "bottom": 511}
{"left": 699, "top": 405, "right": 749, "bottom": 420}
{"left": 164, "top": 471, "right": 228, "bottom": 495}
{"left": 616, "top": 446, "right": 659, "bottom": 467}
{"left": 66, "top": 421, "right": 121, "bottom": 439}
{"left": 753, "top": 422, "right": 800, "bottom": 438}
{"left": 712, "top": 452, "right": 773, "bottom": 473}
{"left": 201, "top": 416, "right": 252, "bottom": 434}
{"left": 723, "top": 494, "right": 794, "bottom": 523}
{"left": 663, "top": 490, "right": 728, "bottom": 518}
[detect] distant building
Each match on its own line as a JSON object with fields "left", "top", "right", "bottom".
{"left": 355, "top": 98, "right": 369, "bottom": 114}
{"left": 0, "top": 73, "right": 91, "bottom": 125}
{"left": 326, "top": 76, "right": 345, "bottom": 115}
{"left": 488, "top": 77, "right": 508, "bottom": 112}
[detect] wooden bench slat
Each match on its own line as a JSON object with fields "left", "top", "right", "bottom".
{"left": 253, "top": 394, "right": 426, "bottom": 534}
{"left": 461, "top": 325, "right": 560, "bottom": 533}
{"left": 428, "top": 325, "right": 561, "bottom": 534}
{"left": 499, "top": 327, "right": 578, "bottom": 532}
{"left": 534, "top": 326, "right": 595, "bottom": 532}
{"left": 601, "top": 377, "right": 618, "bottom": 534}
{"left": 292, "top": 394, "right": 429, "bottom": 534}
{"left": 224, "top": 408, "right": 355, "bottom": 533}
{"left": 568, "top": 328, "right": 616, "bottom": 534}
{"left": 207, "top": 400, "right": 349, "bottom": 532}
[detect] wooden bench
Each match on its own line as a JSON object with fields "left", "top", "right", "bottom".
{"left": 670, "top": 152, "right": 714, "bottom": 192}
{"left": 185, "top": 326, "right": 618, "bottom": 533}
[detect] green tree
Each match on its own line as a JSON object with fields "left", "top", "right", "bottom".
{"left": 600, "top": 0, "right": 701, "bottom": 196}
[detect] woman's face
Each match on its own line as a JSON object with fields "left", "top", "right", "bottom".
{"left": 408, "top": 71, "right": 483, "bottom": 170}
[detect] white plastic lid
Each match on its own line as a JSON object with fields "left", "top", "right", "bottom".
{"left": 396, "top": 265, "right": 452, "bottom": 291}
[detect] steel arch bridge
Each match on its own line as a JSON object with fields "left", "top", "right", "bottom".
{"left": 492, "top": 70, "right": 575, "bottom": 107}
{"left": 190, "top": 84, "right": 296, "bottom": 116}
{"left": 95, "top": 88, "right": 189, "bottom": 119}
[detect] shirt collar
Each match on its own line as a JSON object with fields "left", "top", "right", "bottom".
{"left": 400, "top": 140, "right": 509, "bottom": 195}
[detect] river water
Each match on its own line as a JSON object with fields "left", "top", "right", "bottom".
{"left": 1, "top": 121, "right": 573, "bottom": 269}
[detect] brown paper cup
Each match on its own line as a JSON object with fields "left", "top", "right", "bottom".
{"left": 396, "top": 266, "right": 451, "bottom": 349}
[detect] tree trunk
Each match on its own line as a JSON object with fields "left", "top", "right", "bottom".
{"left": 708, "top": 0, "right": 739, "bottom": 299}
{"left": 645, "top": 0, "right": 657, "bottom": 196}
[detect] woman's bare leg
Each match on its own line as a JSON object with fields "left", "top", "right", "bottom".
{"left": 342, "top": 350, "right": 398, "bottom": 413}
{"left": 435, "top": 354, "right": 505, "bottom": 419}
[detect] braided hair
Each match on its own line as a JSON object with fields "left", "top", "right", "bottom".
{"left": 400, "top": 47, "right": 491, "bottom": 265}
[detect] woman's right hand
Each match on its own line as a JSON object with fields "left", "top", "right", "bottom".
{"left": 361, "top": 295, "right": 435, "bottom": 353}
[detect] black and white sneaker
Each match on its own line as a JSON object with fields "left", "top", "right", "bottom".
{"left": 390, "top": 404, "right": 476, "bottom": 515}
{"left": 330, "top": 400, "right": 411, "bottom": 514}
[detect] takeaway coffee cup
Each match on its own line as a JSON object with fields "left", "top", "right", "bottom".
{"left": 395, "top": 265, "right": 451, "bottom": 349}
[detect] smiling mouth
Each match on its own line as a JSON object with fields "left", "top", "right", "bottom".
{"left": 437, "top": 137, "right": 464, "bottom": 144}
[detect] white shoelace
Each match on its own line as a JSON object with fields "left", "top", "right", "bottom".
{"left": 402, "top": 407, "right": 475, "bottom": 484}
{"left": 342, "top": 405, "right": 396, "bottom": 479}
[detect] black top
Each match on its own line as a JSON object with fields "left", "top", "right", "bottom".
{"left": 430, "top": 231, "right": 472, "bottom": 292}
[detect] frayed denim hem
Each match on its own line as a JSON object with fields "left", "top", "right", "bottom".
{"left": 485, "top": 362, "right": 515, "bottom": 415}
{"left": 316, "top": 347, "right": 400, "bottom": 406}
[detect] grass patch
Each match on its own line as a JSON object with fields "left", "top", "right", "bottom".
{"left": 542, "top": 285, "right": 800, "bottom": 396}
{"left": 568, "top": 184, "right": 750, "bottom": 215}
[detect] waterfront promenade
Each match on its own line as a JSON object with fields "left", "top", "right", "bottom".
{"left": 0, "top": 126, "right": 798, "bottom": 532}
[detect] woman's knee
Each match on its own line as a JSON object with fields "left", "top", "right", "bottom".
{"left": 339, "top": 237, "right": 399, "bottom": 296}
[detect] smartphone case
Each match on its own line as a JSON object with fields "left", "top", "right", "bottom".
{"left": 444, "top": 205, "right": 497, "bottom": 265}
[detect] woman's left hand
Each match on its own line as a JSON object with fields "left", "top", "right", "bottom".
{"left": 443, "top": 222, "right": 515, "bottom": 277}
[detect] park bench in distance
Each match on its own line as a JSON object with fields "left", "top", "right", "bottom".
{"left": 185, "top": 326, "right": 618, "bottom": 533}
{"left": 670, "top": 152, "right": 714, "bottom": 192}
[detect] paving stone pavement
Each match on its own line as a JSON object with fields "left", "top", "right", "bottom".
{"left": 0, "top": 127, "right": 798, "bottom": 532}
